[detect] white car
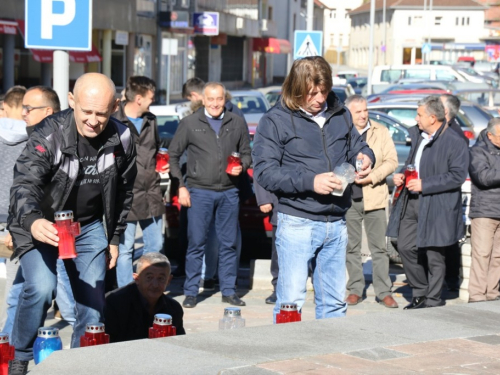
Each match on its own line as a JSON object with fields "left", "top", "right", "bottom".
{"left": 149, "top": 102, "right": 191, "bottom": 148}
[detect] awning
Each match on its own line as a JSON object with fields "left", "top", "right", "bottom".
{"left": 253, "top": 38, "right": 291, "bottom": 54}
{"left": 0, "top": 20, "right": 17, "bottom": 35}
{"left": 17, "top": 20, "right": 102, "bottom": 63}
{"left": 27, "top": 44, "right": 102, "bottom": 63}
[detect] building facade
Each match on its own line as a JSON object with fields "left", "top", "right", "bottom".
{"left": 1, "top": 0, "right": 298, "bottom": 101}
{"left": 320, "top": 0, "right": 363, "bottom": 65}
{"left": 349, "top": 0, "right": 487, "bottom": 68}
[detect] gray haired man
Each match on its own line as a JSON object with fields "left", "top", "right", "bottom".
{"left": 387, "top": 96, "right": 469, "bottom": 309}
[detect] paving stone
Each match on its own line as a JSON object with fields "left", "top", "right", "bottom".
{"left": 220, "top": 366, "right": 280, "bottom": 375}
{"left": 308, "top": 353, "right": 416, "bottom": 375}
{"left": 345, "top": 347, "right": 409, "bottom": 361}
{"left": 385, "top": 351, "right": 494, "bottom": 372}
{"left": 257, "top": 358, "right": 327, "bottom": 373}
{"left": 466, "top": 334, "right": 500, "bottom": 345}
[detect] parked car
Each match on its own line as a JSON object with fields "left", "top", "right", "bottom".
{"left": 367, "top": 99, "right": 477, "bottom": 144}
{"left": 150, "top": 102, "right": 191, "bottom": 149}
{"left": 331, "top": 84, "right": 356, "bottom": 103}
{"left": 454, "top": 89, "right": 500, "bottom": 126}
{"left": 347, "top": 77, "right": 368, "bottom": 94}
{"left": 368, "top": 111, "right": 411, "bottom": 190}
{"left": 230, "top": 90, "right": 271, "bottom": 127}
{"left": 336, "top": 70, "right": 358, "bottom": 80}
{"left": 264, "top": 89, "right": 281, "bottom": 107}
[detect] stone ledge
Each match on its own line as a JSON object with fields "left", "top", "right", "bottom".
{"left": 31, "top": 302, "right": 500, "bottom": 374}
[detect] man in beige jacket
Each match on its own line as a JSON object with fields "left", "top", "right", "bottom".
{"left": 345, "top": 95, "right": 399, "bottom": 308}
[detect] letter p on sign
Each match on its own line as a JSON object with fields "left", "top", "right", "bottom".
{"left": 41, "top": 0, "right": 76, "bottom": 39}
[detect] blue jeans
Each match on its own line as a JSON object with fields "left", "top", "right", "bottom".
{"left": 117, "top": 216, "right": 163, "bottom": 287}
{"left": 274, "top": 213, "right": 348, "bottom": 322}
{"left": 185, "top": 188, "right": 239, "bottom": 296}
{"left": 3, "top": 260, "right": 76, "bottom": 339}
{"left": 202, "top": 221, "right": 242, "bottom": 281}
{"left": 12, "top": 220, "right": 108, "bottom": 361}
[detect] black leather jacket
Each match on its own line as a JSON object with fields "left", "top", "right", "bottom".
{"left": 8, "top": 109, "right": 137, "bottom": 259}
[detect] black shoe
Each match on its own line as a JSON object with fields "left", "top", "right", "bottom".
{"left": 265, "top": 291, "right": 277, "bottom": 304}
{"left": 222, "top": 294, "right": 246, "bottom": 306}
{"left": 403, "top": 296, "right": 427, "bottom": 310}
{"left": 425, "top": 299, "right": 446, "bottom": 308}
{"left": 182, "top": 296, "right": 197, "bottom": 308}
{"left": 9, "top": 360, "right": 29, "bottom": 375}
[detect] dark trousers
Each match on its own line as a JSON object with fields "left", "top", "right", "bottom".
{"left": 445, "top": 242, "right": 461, "bottom": 289}
{"left": 175, "top": 206, "right": 188, "bottom": 273}
{"left": 270, "top": 226, "right": 278, "bottom": 290}
{"left": 184, "top": 187, "right": 240, "bottom": 297}
{"left": 398, "top": 195, "right": 447, "bottom": 306}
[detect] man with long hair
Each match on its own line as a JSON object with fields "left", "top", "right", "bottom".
{"left": 252, "top": 56, "right": 375, "bottom": 320}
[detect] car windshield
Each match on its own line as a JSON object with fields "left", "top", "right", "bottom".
{"left": 231, "top": 96, "right": 268, "bottom": 114}
{"left": 156, "top": 115, "right": 180, "bottom": 138}
{"left": 382, "top": 108, "right": 417, "bottom": 126}
{"left": 370, "top": 115, "right": 409, "bottom": 143}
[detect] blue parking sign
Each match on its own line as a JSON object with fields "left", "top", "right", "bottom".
{"left": 25, "top": 0, "right": 92, "bottom": 50}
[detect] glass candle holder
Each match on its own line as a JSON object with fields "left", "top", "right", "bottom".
{"left": 149, "top": 314, "right": 176, "bottom": 338}
{"left": 276, "top": 302, "right": 301, "bottom": 324}
{"left": 219, "top": 307, "right": 245, "bottom": 330}
{"left": 80, "top": 323, "right": 110, "bottom": 347}
{"left": 0, "top": 333, "right": 14, "bottom": 375}
{"left": 33, "top": 327, "right": 62, "bottom": 365}
{"left": 53, "top": 210, "right": 80, "bottom": 259}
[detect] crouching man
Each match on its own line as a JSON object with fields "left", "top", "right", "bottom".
{"left": 105, "top": 253, "right": 185, "bottom": 342}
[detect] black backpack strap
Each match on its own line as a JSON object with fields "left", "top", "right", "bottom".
{"left": 342, "top": 109, "right": 353, "bottom": 156}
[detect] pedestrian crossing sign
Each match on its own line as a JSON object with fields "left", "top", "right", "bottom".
{"left": 294, "top": 30, "right": 323, "bottom": 60}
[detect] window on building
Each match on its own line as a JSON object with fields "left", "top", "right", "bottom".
{"left": 466, "top": 17, "right": 470, "bottom": 25}
{"left": 345, "top": 9, "right": 350, "bottom": 18}
{"left": 268, "top": 6, "right": 273, "bottom": 20}
{"left": 456, "top": 17, "right": 459, "bottom": 26}
{"left": 330, "top": 9, "right": 336, "bottom": 18}
{"left": 435, "top": 16, "right": 442, "bottom": 25}
{"left": 408, "top": 16, "right": 411, "bottom": 26}
{"left": 293, "top": 13, "right": 296, "bottom": 31}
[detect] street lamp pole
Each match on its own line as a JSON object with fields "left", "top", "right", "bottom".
{"left": 367, "top": 0, "right": 376, "bottom": 95}
{"left": 382, "top": 0, "right": 386, "bottom": 65}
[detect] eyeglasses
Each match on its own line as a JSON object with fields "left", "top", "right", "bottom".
{"left": 22, "top": 105, "right": 47, "bottom": 114}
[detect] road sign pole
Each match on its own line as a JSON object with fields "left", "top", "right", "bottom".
{"left": 367, "top": 0, "right": 376, "bottom": 95}
{"left": 53, "top": 50, "right": 69, "bottom": 110}
{"left": 166, "top": 53, "right": 171, "bottom": 105}
{"left": 306, "top": 0, "right": 314, "bottom": 31}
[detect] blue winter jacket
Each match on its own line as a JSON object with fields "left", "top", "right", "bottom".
{"left": 252, "top": 92, "right": 375, "bottom": 221}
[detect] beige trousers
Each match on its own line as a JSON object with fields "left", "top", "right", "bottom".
{"left": 468, "top": 218, "right": 500, "bottom": 302}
